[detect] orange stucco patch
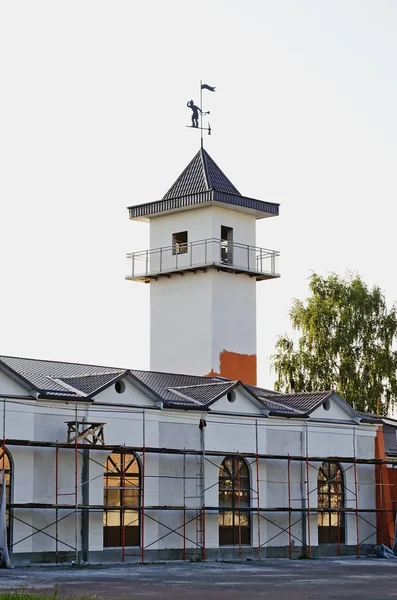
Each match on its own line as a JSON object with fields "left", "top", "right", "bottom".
{"left": 204, "top": 352, "right": 257, "bottom": 385}
{"left": 219, "top": 350, "right": 257, "bottom": 385}
{"left": 375, "top": 425, "right": 394, "bottom": 546}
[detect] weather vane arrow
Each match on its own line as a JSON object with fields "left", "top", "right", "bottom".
{"left": 186, "top": 81, "right": 216, "bottom": 146}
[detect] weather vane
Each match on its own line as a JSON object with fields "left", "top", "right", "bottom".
{"left": 186, "top": 81, "right": 216, "bottom": 146}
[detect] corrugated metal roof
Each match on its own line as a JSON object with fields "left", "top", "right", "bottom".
{"left": 384, "top": 425, "right": 397, "bottom": 455}
{"left": 0, "top": 356, "right": 122, "bottom": 378}
{"left": 247, "top": 384, "right": 280, "bottom": 398}
{"left": 0, "top": 355, "right": 124, "bottom": 398}
{"left": 130, "top": 370, "right": 220, "bottom": 404}
{"left": 260, "top": 391, "right": 334, "bottom": 413}
{"left": 356, "top": 411, "right": 383, "bottom": 424}
{"left": 128, "top": 149, "right": 279, "bottom": 221}
{"left": 61, "top": 373, "right": 122, "bottom": 396}
{"left": 0, "top": 355, "right": 377, "bottom": 424}
{"left": 162, "top": 149, "right": 240, "bottom": 200}
{"left": 168, "top": 382, "right": 236, "bottom": 406}
{"left": 259, "top": 398, "right": 306, "bottom": 417}
{"left": 129, "top": 189, "right": 279, "bottom": 221}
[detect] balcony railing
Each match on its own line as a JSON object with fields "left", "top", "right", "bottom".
{"left": 126, "top": 238, "right": 280, "bottom": 282}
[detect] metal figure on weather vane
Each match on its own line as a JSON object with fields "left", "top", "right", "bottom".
{"left": 186, "top": 81, "right": 216, "bottom": 145}
{"left": 186, "top": 100, "right": 202, "bottom": 128}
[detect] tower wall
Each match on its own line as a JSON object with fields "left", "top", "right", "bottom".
{"left": 150, "top": 269, "right": 257, "bottom": 384}
{"left": 150, "top": 205, "right": 256, "bottom": 249}
{"left": 149, "top": 205, "right": 258, "bottom": 383}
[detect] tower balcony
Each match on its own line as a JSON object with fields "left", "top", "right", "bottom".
{"left": 126, "top": 238, "right": 280, "bottom": 283}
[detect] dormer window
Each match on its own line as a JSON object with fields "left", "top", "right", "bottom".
{"left": 172, "top": 231, "right": 188, "bottom": 255}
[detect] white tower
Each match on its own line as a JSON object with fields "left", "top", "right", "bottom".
{"left": 127, "top": 148, "right": 279, "bottom": 385}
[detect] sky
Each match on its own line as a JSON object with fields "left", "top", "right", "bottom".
{"left": 1, "top": 1, "right": 396, "bottom": 388}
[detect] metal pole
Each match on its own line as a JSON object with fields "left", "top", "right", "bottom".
{"left": 200, "top": 80, "right": 203, "bottom": 148}
{"left": 202, "top": 503, "right": 206, "bottom": 561}
{"left": 74, "top": 404, "right": 79, "bottom": 564}
{"left": 2, "top": 398, "right": 5, "bottom": 470}
{"left": 255, "top": 420, "right": 261, "bottom": 560}
{"left": 288, "top": 455, "right": 292, "bottom": 560}
{"left": 337, "top": 483, "right": 341, "bottom": 557}
{"left": 238, "top": 465, "right": 242, "bottom": 560}
{"left": 183, "top": 451, "right": 186, "bottom": 561}
{"left": 81, "top": 417, "right": 89, "bottom": 563}
{"left": 121, "top": 444, "right": 125, "bottom": 563}
{"left": 200, "top": 419, "right": 206, "bottom": 561}
{"left": 300, "top": 427, "right": 307, "bottom": 553}
{"left": 306, "top": 452, "right": 311, "bottom": 558}
{"left": 55, "top": 446, "right": 59, "bottom": 563}
{"left": 2, "top": 399, "right": 7, "bottom": 550}
{"left": 353, "top": 427, "right": 360, "bottom": 557}
{"left": 141, "top": 411, "right": 146, "bottom": 564}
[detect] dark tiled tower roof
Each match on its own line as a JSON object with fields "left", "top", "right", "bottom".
{"left": 162, "top": 148, "right": 240, "bottom": 199}
{"left": 128, "top": 148, "right": 279, "bottom": 220}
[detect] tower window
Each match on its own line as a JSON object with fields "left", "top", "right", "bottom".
{"left": 172, "top": 231, "right": 188, "bottom": 255}
{"left": 221, "top": 226, "right": 233, "bottom": 264}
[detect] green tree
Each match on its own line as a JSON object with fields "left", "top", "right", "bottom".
{"left": 271, "top": 273, "right": 397, "bottom": 414}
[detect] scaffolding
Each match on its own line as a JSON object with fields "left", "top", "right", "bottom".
{"left": 1, "top": 397, "right": 397, "bottom": 563}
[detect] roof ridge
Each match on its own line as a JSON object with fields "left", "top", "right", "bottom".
{"left": 275, "top": 390, "right": 334, "bottom": 397}
{"left": 162, "top": 150, "right": 205, "bottom": 200}
{"left": 0, "top": 354, "right": 125, "bottom": 372}
{"left": 260, "top": 398, "right": 305, "bottom": 414}
{"left": 171, "top": 381, "right": 234, "bottom": 390}
{"left": 203, "top": 149, "right": 241, "bottom": 195}
{"left": 61, "top": 371, "right": 124, "bottom": 379}
{"left": 167, "top": 388, "right": 203, "bottom": 405}
{"left": 132, "top": 368, "right": 219, "bottom": 380}
{"left": 200, "top": 147, "right": 210, "bottom": 189}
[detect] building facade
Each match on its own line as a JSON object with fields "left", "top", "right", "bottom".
{"left": 0, "top": 148, "right": 393, "bottom": 565}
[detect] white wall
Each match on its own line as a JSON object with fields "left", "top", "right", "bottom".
{"left": 150, "top": 269, "right": 256, "bottom": 377}
{"left": 310, "top": 398, "right": 357, "bottom": 421}
{"left": 0, "top": 376, "right": 379, "bottom": 558}
{"left": 0, "top": 370, "right": 30, "bottom": 396}
{"left": 94, "top": 377, "right": 156, "bottom": 407}
{"left": 149, "top": 205, "right": 257, "bottom": 249}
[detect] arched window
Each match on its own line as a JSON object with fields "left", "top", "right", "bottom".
{"left": 318, "top": 461, "right": 345, "bottom": 544}
{"left": 0, "top": 449, "right": 11, "bottom": 546}
{"left": 219, "top": 456, "right": 250, "bottom": 546}
{"left": 103, "top": 451, "right": 141, "bottom": 548}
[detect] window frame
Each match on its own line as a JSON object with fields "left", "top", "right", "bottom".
{"left": 317, "top": 461, "right": 345, "bottom": 545}
{"left": 172, "top": 231, "right": 188, "bottom": 255}
{"left": 103, "top": 451, "right": 141, "bottom": 548}
{"left": 218, "top": 455, "right": 251, "bottom": 546}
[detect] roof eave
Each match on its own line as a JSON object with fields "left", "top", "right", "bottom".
{"left": 128, "top": 190, "right": 279, "bottom": 222}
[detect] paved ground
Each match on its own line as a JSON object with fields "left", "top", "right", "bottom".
{"left": 1, "top": 560, "right": 397, "bottom": 599}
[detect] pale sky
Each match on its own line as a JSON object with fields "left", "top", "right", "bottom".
{"left": 1, "top": 1, "right": 396, "bottom": 388}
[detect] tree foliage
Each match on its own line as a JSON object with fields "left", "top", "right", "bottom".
{"left": 271, "top": 273, "right": 397, "bottom": 414}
